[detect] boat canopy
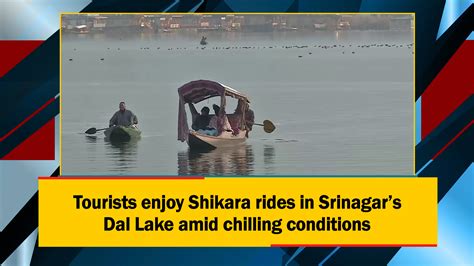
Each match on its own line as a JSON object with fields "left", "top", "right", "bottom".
{"left": 178, "top": 80, "right": 250, "bottom": 142}
{"left": 177, "top": 80, "right": 249, "bottom": 104}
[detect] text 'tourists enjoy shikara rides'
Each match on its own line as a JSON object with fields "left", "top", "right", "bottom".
{"left": 178, "top": 80, "right": 252, "bottom": 150}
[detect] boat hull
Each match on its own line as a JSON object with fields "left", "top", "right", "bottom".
{"left": 187, "top": 130, "right": 247, "bottom": 150}
{"left": 104, "top": 126, "right": 141, "bottom": 142}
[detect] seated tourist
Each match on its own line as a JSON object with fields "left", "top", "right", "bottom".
{"left": 209, "top": 104, "right": 234, "bottom": 135}
{"left": 188, "top": 103, "right": 211, "bottom": 131}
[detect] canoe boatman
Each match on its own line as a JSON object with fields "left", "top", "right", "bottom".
{"left": 109, "top": 101, "right": 138, "bottom": 128}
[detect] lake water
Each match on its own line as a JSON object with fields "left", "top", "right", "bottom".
{"left": 61, "top": 30, "right": 414, "bottom": 176}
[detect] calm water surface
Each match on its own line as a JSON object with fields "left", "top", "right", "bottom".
{"left": 62, "top": 30, "right": 413, "bottom": 176}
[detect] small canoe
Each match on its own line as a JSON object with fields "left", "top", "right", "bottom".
{"left": 104, "top": 126, "right": 141, "bottom": 142}
{"left": 188, "top": 130, "right": 247, "bottom": 150}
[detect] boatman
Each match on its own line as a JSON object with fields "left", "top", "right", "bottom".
{"left": 234, "top": 100, "right": 254, "bottom": 137}
{"left": 245, "top": 108, "right": 254, "bottom": 138}
{"left": 109, "top": 101, "right": 138, "bottom": 127}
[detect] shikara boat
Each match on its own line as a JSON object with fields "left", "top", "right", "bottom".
{"left": 178, "top": 80, "right": 251, "bottom": 150}
{"left": 104, "top": 125, "right": 141, "bottom": 142}
{"left": 188, "top": 130, "right": 247, "bottom": 150}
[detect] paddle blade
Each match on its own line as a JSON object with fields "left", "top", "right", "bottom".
{"left": 85, "top": 127, "right": 97, "bottom": 134}
{"left": 263, "top": 120, "right": 275, "bottom": 133}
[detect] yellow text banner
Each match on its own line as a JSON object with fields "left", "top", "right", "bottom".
{"left": 39, "top": 177, "right": 437, "bottom": 247}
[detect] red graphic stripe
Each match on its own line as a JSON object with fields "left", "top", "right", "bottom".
{"left": 38, "top": 176, "right": 205, "bottom": 180}
{"left": 2, "top": 118, "right": 55, "bottom": 160}
{"left": 422, "top": 41, "right": 474, "bottom": 139}
{"left": 0, "top": 40, "right": 43, "bottom": 77}
{"left": 271, "top": 244, "right": 437, "bottom": 247}
{"left": 0, "top": 97, "right": 55, "bottom": 142}
{"left": 432, "top": 120, "right": 473, "bottom": 160}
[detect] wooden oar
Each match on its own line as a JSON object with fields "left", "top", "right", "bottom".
{"left": 85, "top": 127, "right": 108, "bottom": 134}
{"left": 254, "top": 120, "right": 275, "bottom": 133}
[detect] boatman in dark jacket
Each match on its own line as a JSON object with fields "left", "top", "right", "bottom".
{"left": 245, "top": 108, "right": 254, "bottom": 138}
{"left": 109, "top": 101, "right": 138, "bottom": 127}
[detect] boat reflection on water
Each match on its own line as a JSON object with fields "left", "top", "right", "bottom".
{"left": 263, "top": 144, "right": 276, "bottom": 174}
{"left": 177, "top": 145, "right": 254, "bottom": 176}
{"left": 85, "top": 135, "right": 98, "bottom": 142}
{"left": 104, "top": 139, "right": 139, "bottom": 173}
